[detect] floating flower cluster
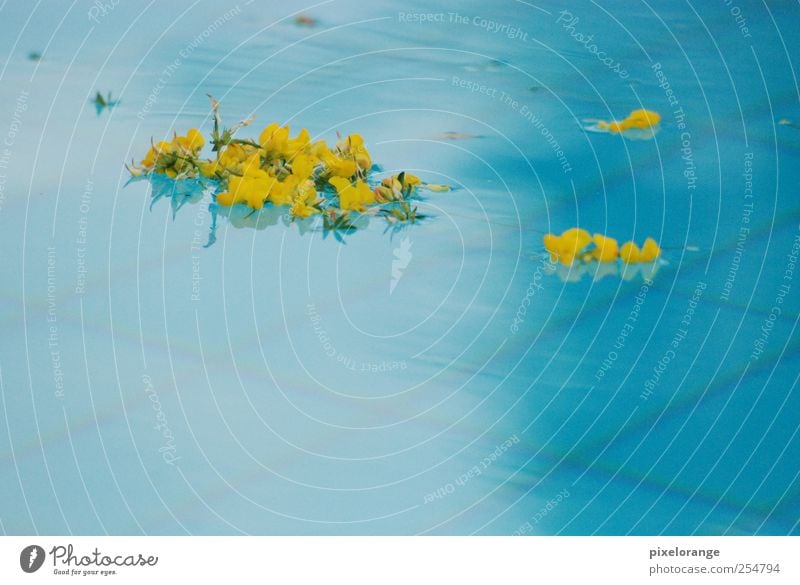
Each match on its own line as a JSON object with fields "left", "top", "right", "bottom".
{"left": 129, "top": 97, "right": 447, "bottom": 229}
{"left": 585, "top": 108, "right": 661, "bottom": 140}
{"left": 543, "top": 228, "right": 661, "bottom": 265}
{"left": 128, "top": 97, "right": 670, "bottom": 282}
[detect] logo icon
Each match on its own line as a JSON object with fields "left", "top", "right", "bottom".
{"left": 390, "top": 237, "right": 413, "bottom": 294}
{"left": 20, "top": 545, "right": 45, "bottom": 573}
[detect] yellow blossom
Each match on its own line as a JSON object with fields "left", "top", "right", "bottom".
{"left": 268, "top": 176, "right": 298, "bottom": 206}
{"left": 620, "top": 238, "right": 660, "bottom": 263}
{"left": 175, "top": 128, "right": 205, "bottom": 152}
{"left": 140, "top": 141, "right": 172, "bottom": 168}
{"left": 381, "top": 173, "right": 421, "bottom": 191}
{"left": 598, "top": 109, "right": 661, "bottom": 133}
{"left": 290, "top": 153, "right": 317, "bottom": 181}
{"left": 198, "top": 160, "right": 220, "bottom": 178}
{"left": 640, "top": 238, "right": 661, "bottom": 262}
{"left": 216, "top": 143, "right": 260, "bottom": 175}
{"left": 337, "top": 133, "right": 372, "bottom": 170}
{"left": 216, "top": 174, "right": 276, "bottom": 209}
{"left": 620, "top": 241, "right": 643, "bottom": 263}
{"left": 259, "top": 123, "right": 290, "bottom": 154}
{"left": 590, "top": 234, "right": 619, "bottom": 263}
{"left": 320, "top": 145, "right": 357, "bottom": 178}
{"left": 329, "top": 177, "right": 376, "bottom": 212}
{"left": 285, "top": 128, "right": 311, "bottom": 157}
{"left": 289, "top": 199, "right": 319, "bottom": 218}
{"left": 543, "top": 228, "right": 592, "bottom": 265}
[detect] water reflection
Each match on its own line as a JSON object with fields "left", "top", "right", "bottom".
{"left": 134, "top": 172, "right": 426, "bottom": 247}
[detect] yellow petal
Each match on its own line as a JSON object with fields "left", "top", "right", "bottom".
{"left": 291, "top": 154, "right": 315, "bottom": 180}
{"left": 244, "top": 156, "right": 270, "bottom": 179}
{"left": 216, "top": 191, "right": 235, "bottom": 206}
{"left": 640, "top": 238, "right": 661, "bottom": 262}
{"left": 328, "top": 176, "right": 350, "bottom": 194}
{"left": 198, "top": 160, "right": 219, "bottom": 178}
{"left": 623, "top": 109, "right": 660, "bottom": 129}
{"left": 543, "top": 234, "right": 559, "bottom": 256}
{"left": 559, "top": 252, "right": 576, "bottom": 266}
{"left": 258, "top": 123, "right": 279, "bottom": 147}
{"left": 620, "top": 241, "right": 642, "bottom": 263}
{"left": 559, "top": 228, "right": 592, "bottom": 256}
{"left": 185, "top": 128, "right": 205, "bottom": 150}
{"left": 289, "top": 200, "right": 318, "bottom": 218}
{"left": 591, "top": 234, "right": 619, "bottom": 263}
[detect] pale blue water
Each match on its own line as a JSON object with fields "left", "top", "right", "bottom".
{"left": 0, "top": 0, "right": 797, "bottom": 535}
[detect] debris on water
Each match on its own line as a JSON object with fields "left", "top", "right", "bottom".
{"left": 294, "top": 14, "right": 317, "bottom": 27}
{"left": 436, "top": 131, "right": 484, "bottom": 140}
{"left": 92, "top": 91, "right": 120, "bottom": 115}
{"left": 778, "top": 118, "right": 800, "bottom": 129}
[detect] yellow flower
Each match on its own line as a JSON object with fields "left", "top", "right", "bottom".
{"left": 294, "top": 179, "right": 318, "bottom": 205}
{"left": 620, "top": 238, "right": 661, "bottom": 263}
{"left": 174, "top": 128, "right": 205, "bottom": 152}
{"left": 140, "top": 140, "right": 173, "bottom": 168}
{"left": 318, "top": 145, "right": 357, "bottom": 178}
{"left": 134, "top": 128, "right": 208, "bottom": 178}
{"left": 337, "top": 133, "right": 372, "bottom": 170}
{"left": 374, "top": 185, "right": 395, "bottom": 202}
{"left": 290, "top": 153, "right": 317, "bottom": 181}
{"left": 543, "top": 228, "right": 592, "bottom": 265}
{"left": 289, "top": 199, "right": 319, "bottom": 218}
{"left": 329, "top": 177, "right": 376, "bottom": 212}
{"left": 256, "top": 124, "right": 312, "bottom": 159}
{"left": 216, "top": 143, "right": 260, "bottom": 175}
{"left": 381, "top": 173, "right": 421, "bottom": 191}
{"left": 285, "top": 128, "right": 311, "bottom": 157}
{"left": 216, "top": 174, "right": 276, "bottom": 209}
{"left": 241, "top": 152, "right": 266, "bottom": 177}
{"left": 598, "top": 109, "right": 661, "bottom": 133}
{"left": 401, "top": 173, "right": 420, "bottom": 187}
{"left": 640, "top": 237, "right": 661, "bottom": 262}
{"left": 591, "top": 234, "right": 619, "bottom": 263}
{"left": 259, "top": 123, "right": 290, "bottom": 154}
{"left": 198, "top": 160, "right": 220, "bottom": 178}
{"left": 268, "top": 176, "right": 297, "bottom": 206}
{"left": 376, "top": 172, "right": 425, "bottom": 201}
{"left": 620, "top": 241, "right": 643, "bottom": 263}
{"left": 326, "top": 156, "right": 357, "bottom": 178}
{"left": 309, "top": 139, "right": 330, "bottom": 158}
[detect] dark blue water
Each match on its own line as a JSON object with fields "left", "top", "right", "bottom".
{"left": 0, "top": 0, "right": 797, "bottom": 535}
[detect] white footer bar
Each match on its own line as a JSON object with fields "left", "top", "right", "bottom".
{"left": 1, "top": 536, "right": 796, "bottom": 584}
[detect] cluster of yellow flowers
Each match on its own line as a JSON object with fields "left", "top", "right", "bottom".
{"left": 130, "top": 98, "right": 443, "bottom": 224}
{"left": 129, "top": 98, "right": 669, "bottom": 273}
{"left": 544, "top": 228, "right": 661, "bottom": 265}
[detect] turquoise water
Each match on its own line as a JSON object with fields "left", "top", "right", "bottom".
{"left": 0, "top": 0, "right": 797, "bottom": 535}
